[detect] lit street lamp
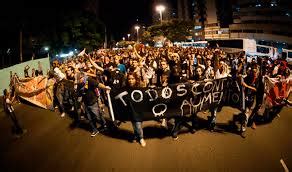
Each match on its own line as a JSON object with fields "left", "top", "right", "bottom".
{"left": 127, "top": 34, "right": 130, "bottom": 40}
{"left": 135, "top": 26, "right": 140, "bottom": 43}
{"left": 44, "top": 46, "right": 49, "bottom": 58}
{"left": 156, "top": 5, "right": 166, "bottom": 24}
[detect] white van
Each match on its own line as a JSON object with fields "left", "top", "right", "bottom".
{"left": 282, "top": 49, "right": 292, "bottom": 64}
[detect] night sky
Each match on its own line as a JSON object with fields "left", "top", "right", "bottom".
{"left": 0, "top": 0, "right": 157, "bottom": 45}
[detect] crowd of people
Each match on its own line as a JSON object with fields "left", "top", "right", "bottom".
{"left": 3, "top": 44, "right": 291, "bottom": 146}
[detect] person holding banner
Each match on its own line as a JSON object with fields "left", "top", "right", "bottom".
{"left": 126, "top": 72, "right": 146, "bottom": 147}
{"left": 209, "top": 59, "right": 230, "bottom": 131}
{"left": 240, "top": 66, "right": 258, "bottom": 138}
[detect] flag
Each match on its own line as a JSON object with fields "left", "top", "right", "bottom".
{"left": 264, "top": 76, "right": 292, "bottom": 107}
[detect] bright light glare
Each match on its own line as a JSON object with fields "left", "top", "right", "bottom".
{"left": 44, "top": 47, "right": 49, "bottom": 51}
{"left": 135, "top": 26, "right": 140, "bottom": 30}
{"left": 156, "top": 5, "right": 165, "bottom": 12}
{"left": 60, "top": 54, "right": 67, "bottom": 58}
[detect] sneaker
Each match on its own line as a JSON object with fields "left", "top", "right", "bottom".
{"left": 132, "top": 137, "right": 137, "bottom": 143}
{"left": 209, "top": 122, "right": 215, "bottom": 132}
{"left": 190, "top": 129, "right": 196, "bottom": 134}
{"left": 91, "top": 130, "right": 99, "bottom": 137}
{"left": 251, "top": 122, "right": 256, "bottom": 130}
{"left": 139, "top": 139, "right": 146, "bottom": 147}
{"left": 61, "top": 112, "right": 65, "bottom": 117}
{"left": 172, "top": 135, "right": 179, "bottom": 141}
{"left": 161, "top": 119, "right": 168, "bottom": 129}
{"left": 240, "top": 131, "right": 247, "bottom": 138}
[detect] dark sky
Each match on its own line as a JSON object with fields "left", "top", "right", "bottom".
{"left": 99, "top": 0, "right": 153, "bottom": 39}
{"left": 0, "top": 0, "right": 155, "bottom": 43}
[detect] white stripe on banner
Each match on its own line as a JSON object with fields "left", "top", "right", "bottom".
{"left": 280, "top": 159, "right": 289, "bottom": 172}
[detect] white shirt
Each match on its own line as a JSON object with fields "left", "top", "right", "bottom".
{"left": 6, "top": 98, "right": 14, "bottom": 113}
{"left": 54, "top": 68, "right": 66, "bottom": 81}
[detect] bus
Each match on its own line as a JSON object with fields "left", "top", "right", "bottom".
{"left": 282, "top": 49, "right": 292, "bottom": 64}
{"left": 174, "top": 41, "right": 208, "bottom": 48}
{"left": 208, "top": 39, "right": 282, "bottom": 56}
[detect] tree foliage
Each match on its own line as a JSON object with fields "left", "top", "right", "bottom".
{"left": 142, "top": 19, "right": 194, "bottom": 43}
{"left": 58, "top": 11, "right": 104, "bottom": 52}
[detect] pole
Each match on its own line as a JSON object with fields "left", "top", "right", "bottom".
{"left": 241, "top": 76, "right": 245, "bottom": 111}
{"left": 136, "top": 29, "right": 139, "bottom": 43}
{"left": 20, "top": 29, "right": 23, "bottom": 63}
{"left": 160, "top": 10, "right": 163, "bottom": 24}
{"left": 106, "top": 91, "right": 115, "bottom": 121}
{"left": 104, "top": 26, "right": 107, "bottom": 49}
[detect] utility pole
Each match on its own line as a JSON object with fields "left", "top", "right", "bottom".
{"left": 20, "top": 29, "right": 23, "bottom": 63}
{"left": 104, "top": 26, "right": 107, "bottom": 49}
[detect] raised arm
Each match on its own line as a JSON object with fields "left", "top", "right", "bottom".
{"left": 85, "top": 53, "right": 104, "bottom": 72}
{"left": 134, "top": 43, "right": 143, "bottom": 59}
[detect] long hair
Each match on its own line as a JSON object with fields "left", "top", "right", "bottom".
{"left": 127, "top": 72, "right": 140, "bottom": 88}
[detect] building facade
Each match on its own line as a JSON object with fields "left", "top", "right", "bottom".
{"left": 229, "top": 0, "right": 292, "bottom": 48}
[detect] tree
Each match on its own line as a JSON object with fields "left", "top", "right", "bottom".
{"left": 142, "top": 19, "right": 194, "bottom": 43}
{"left": 141, "top": 31, "right": 153, "bottom": 45}
{"left": 59, "top": 11, "right": 104, "bottom": 52}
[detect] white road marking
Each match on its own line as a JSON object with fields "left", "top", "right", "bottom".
{"left": 280, "top": 159, "right": 289, "bottom": 172}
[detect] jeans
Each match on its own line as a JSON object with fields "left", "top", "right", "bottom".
{"left": 55, "top": 81, "right": 65, "bottom": 113}
{"left": 210, "top": 107, "right": 218, "bottom": 124}
{"left": 85, "top": 102, "right": 106, "bottom": 132}
{"left": 131, "top": 121, "right": 143, "bottom": 140}
{"left": 7, "top": 111, "right": 23, "bottom": 134}
{"left": 172, "top": 116, "right": 193, "bottom": 137}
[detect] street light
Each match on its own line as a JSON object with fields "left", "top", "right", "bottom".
{"left": 127, "top": 34, "right": 130, "bottom": 40}
{"left": 135, "top": 26, "right": 140, "bottom": 43}
{"left": 156, "top": 5, "right": 166, "bottom": 24}
{"left": 44, "top": 46, "right": 49, "bottom": 58}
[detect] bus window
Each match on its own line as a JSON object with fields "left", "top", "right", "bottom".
{"left": 256, "top": 46, "right": 270, "bottom": 54}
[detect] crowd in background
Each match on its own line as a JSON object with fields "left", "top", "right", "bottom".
{"left": 4, "top": 44, "right": 291, "bottom": 146}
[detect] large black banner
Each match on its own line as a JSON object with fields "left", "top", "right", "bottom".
{"left": 110, "top": 77, "right": 242, "bottom": 121}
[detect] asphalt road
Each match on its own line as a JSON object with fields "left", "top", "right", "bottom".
{"left": 0, "top": 101, "right": 291, "bottom": 171}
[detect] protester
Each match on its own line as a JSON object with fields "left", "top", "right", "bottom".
{"left": 77, "top": 72, "right": 111, "bottom": 137}
{"left": 240, "top": 66, "right": 258, "bottom": 138}
{"left": 24, "top": 65, "right": 30, "bottom": 78}
{"left": 3, "top": 89, "right": 27, "bottom": 138}
{"left": 7, "top": 43, "right": 291, "bottom": 142}
{"left": 126, "top": 72, "right": 146, "bottom": 147}
{"left": 37, "top": 61, "right": 43, "bottom": 76}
